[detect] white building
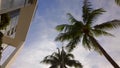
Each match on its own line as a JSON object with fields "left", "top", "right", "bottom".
{"left": 0, "top": 0, "right": 37, "bottom": 68}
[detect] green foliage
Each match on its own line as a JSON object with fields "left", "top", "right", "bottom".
{"left": 41, "top": 48, "right": 83, "bottom": 68}
{"left": 88, "top": 8, "right": 105, "bottom": 25}
{"left": 91, "top": 29, "right": 114, "bottom": 37}
{"left": 56, "top": 24, "right": 72, "bottom": 32}
{"left": 82, "top": 0, "right": 92, "bottom": 23}
{"left": 0, "top": 13, "right": 10, "bottom": 30}
{"left": 115, "top": 0, "right": 120, "bottom": 6}
{"left": 94, "top": 20, "right": 120, "bottom": 30}
{"left": 55, "top": 0, "right": 120, "bottom": 54}
{"left": 55, "top": 0, "right": 120, "bottom": 67}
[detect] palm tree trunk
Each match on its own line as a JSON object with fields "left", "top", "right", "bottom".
{"left": 89, "top": 36, "right": 120, "bottom": 68}
{"left": 60, "top": 64, "right": 64, "bottom": 68}
{"left": 60, "top": 61, "right": 65, "bottom": 68}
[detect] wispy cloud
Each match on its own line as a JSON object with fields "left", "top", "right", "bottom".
{"left": 11, "top": 0, "right": 120, "bottom": 68}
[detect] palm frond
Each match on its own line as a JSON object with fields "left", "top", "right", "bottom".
{"left": 51, "top": 56, "right": 59, "bottom": 62}
{"left": 66, "top": 53, "right": 74, "bottom": 59}
{"left": 115, "top": 0, "right": 120, "bottom": 6}
{"left": 82, "top": 0, "right": 92, "bottom": 23}
{"left": 41, "top": 58, "right": 54, "bottom": 64}
{"left": 0, "top": 32, "right": 3, "bottom": 39}
{"left": 67, "top": 13, "right": 80, "bottom": 24}
{"left": 66, "top": 60, "right": 83, "bottom": 68}
{"left": 88, "top": 35, "right": 102, "bottom": 55}
{"left": 41, "top": 48, "right": 83, "bottom": 68}
{"left": 82, "top": 34, "right": 91, "bottom": 50}
{"left": 49, "top": 65, "right": 58, "bottom": 68}
{"left": 55, "top": 32, "right": 72, "bottom": 42}
{"left": 66, "top": 36, "right": 81, "bottom": 52}
{"left": 53, "top": 52, "right": 60, "bottom": 58}
{"left": 82, "top": 34, "right": 102, "bottom": 54}
{"left": 56, "top": 24, "right": 72, "bottom": 32}
{"left": 0, "top": 13, "right": 10, "bottom": 30}
{"left": 57, "top": 48, "right": 61, "bottom": 57}
{"left": 94, "top": 20, "right": 120, "bottom": 30}
{"left": 91, "top": 29, "right": 114, "bottom": 37}
{"left": 41, "top": 54, "right": 59, "bottom": 64}
{"left": 55, "top": 23, "right": 83, "bottom": 42}
{"left": 67, "top": 13, "right": 84, "bottom": 27}
{"left": 87, "top": 8, "right": 105, "bottom": 25}
{"left": 56, "top": 20, "right": 83, "bottom": 33}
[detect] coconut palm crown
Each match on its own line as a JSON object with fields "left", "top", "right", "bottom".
{"left": 55, "top": 0, "right": 120, "bottom": 68}
{"left": 41, "top": 47, "right": 83, "bottom": 68}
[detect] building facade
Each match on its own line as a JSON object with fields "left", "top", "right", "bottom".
{"left": 0, "top": 0, "right": 37, "bottom": 68}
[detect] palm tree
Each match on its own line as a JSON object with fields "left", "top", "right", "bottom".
{"left": 0, "top": 13, "right": 10, "bottom": 60}
{"left": 115, "top": 0, "right": 120, "bottom": 6}
{"left": 55, "top": 0, "right": 120, "bottom": 68}
{"left": 41, "top": 47, "right": 83, "bottom": 68}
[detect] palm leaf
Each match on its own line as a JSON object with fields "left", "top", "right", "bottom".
{"left": 91, "top": 29, "right": 114, "bottom": 37}
{"left": 67, "top": 13, "right": 84, "bottom": 27}
{"left": 82, "top": 34, "right": 91, "bottom": 50}
{"left": 49, "top": 65, "right": 58, "bottom": 68}
{"left": 67, "top": 13, "right": 80, "bottom": 24}
{"left": 0, "top": 13, "right": 10, "bottom": 30}
{"left": 41, "top": 55, "right": 59, "bottom": 65}
{"left": 82, "top": 34, "right": 102, "bottom": 54}
{"left": 115, "top": 0, "right": 120, "bottom": 6}
{"left": 55, "top": 32, "right": 73, "bottom": 42}
{"left": 56, "top": 24, "right": 72, "bottom": 32}
{"left": 88, "top": 35, "right": 102, "bottom": 54}
{"left": 41, "top": 48, "right": 83, "bottom": 68}
{"left": 94, "top": 20, "right": 120, "bottom": 30}
{"left": 41, "top": 58, "right": 54, "bottom": 64}
{"left": 87, "top": 8, "right": 105, "bottom": 25}
{"left": 55, "top": 23, "right": 83, "bottom": 42}
{"left": 66, "top": 60, "right": 83, "bottom": 68}
{"left": 82, "top": 0, "right": 92, "bottom": 23}
{"left": 66, "top": 36, "right": 81, "bottom": 52}
{"left": 66, "top": 53, "right": 74, "bottom": 59}
{"left": 55, "top": 29, "right": 82, "bottom": 42}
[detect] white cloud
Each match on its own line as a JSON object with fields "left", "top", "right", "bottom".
{"left": 11, "top": 0, "right": 120, "bottom": 68}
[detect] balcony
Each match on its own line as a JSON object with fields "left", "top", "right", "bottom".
{"left": 0, "top": 44, "right": 15, "bottom": 66}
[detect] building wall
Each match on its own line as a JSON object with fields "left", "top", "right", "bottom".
{"left": 0, "top": 0, "right": 37, "bottom": 68}
{"left": 0, "top": 0, "right": 34, "bottom": 14}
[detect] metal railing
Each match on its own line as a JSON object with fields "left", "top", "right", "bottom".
{"left": 0, "top": 44, "right": 15, "bottom": 66}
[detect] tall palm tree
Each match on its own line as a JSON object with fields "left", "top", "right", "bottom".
{"left": 55, "top": 0, "right": 120, "bottom": 68}
{"left": 41, "top": 47, "right": 83, "bottom": 68}
{"left": 0, "top": 13, "right": 10, "bottom": 60}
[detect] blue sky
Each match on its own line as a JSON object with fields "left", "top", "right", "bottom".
{"left": 11, "top": 0, "right": 120, "bottom": 68}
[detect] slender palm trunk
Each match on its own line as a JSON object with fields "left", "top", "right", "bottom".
{"left": 60, "top": 65, "right": 64, "bottom": 68}
{"left": 61, "top": 49, "right": 65, "bottom": 68}
{"left": 89, "top": 36, "right": 120, "bottom": 68}
{"left": 60, "top": 61, "right": 65, "bottom": 68}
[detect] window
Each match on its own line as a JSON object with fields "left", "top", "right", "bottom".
{"left": 4, "top": 9, "right": 20, "bottom": 38}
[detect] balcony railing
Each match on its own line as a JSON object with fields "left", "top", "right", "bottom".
{"left": 0, "top": 44, "right": 15, "bottom": 66}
